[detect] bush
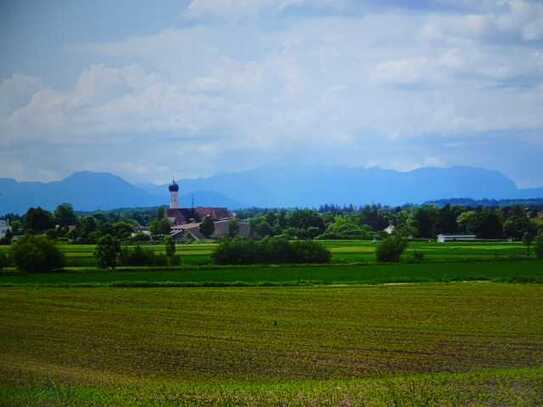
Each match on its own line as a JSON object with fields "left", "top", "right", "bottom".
{"left": 94, "top": 234, "right": 121, "bottom": 269}
{"left": 411, "top": 251, "right": 425, "bottom": 263}
{"left": 0, "top": 251, "right": 8, "bottom": 270}
{"left": 212, "top": 237, "right": 331, "bottom": 265}
{"left": 120, "top": 245, "right": 170, "bottom": 266}
{"left": 376, "top": 234, "right": 408, "bottom": 263}
{"left": 119, "top": 245, "right": 180, "bottom": 267}
{"left": 10, "top": 235, "right": 64, "bottom": 273}
{"left": 290, "top": 240, "right": 332, "bottom": 263}
{"left": 535, "top": 233, "right": 543, "bottom": 259}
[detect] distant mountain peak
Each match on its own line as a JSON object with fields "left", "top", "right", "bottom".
{"left": 1, "top": 166, "right": 542, "bottom": 214}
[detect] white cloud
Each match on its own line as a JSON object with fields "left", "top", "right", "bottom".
{"left": 184, "top": 0, "right": 351, "bottom": 21}
{"left": 422, "top": 0, "right": 543, "bottom": 43}
{"left": 2, "top": 0, "right": 543, "bottom": 182}
{"left": 0, "top": 74, "right": 42, "bottom": 117}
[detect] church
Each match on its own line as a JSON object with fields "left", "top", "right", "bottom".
{"left": 165, "top": 180, "right": 250, "bottom": 241}
{"left": 165, "top": 179, "right": 230, "bottom": 225}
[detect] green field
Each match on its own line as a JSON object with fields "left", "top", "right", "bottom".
{"left": 1, "top": 260, "right": 543, "bottom": 287}
{"left": 0, "top": 240, "right": 530, "bottom": 267}
{"left": 1, "top": 240, "right": 542, "bottom": 405}
{"left": 1, "top": 283, "right": 543, "bottom": 405}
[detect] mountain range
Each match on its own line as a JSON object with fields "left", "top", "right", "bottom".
{"left": 1, "top": 166, "right": 542, "bottom": 214}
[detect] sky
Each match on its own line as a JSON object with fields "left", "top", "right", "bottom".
{"left": 1, "top": 0, "right": 542, "bottom": 187}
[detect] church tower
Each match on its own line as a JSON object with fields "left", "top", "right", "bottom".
{"left": 168, "top": 179, "right": 179, "bottom": 209}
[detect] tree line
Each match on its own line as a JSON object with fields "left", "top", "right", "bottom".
{"left": 243, "top": 204, "right": 543, "bottom": 241}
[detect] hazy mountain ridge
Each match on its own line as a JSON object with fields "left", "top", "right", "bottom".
{"left": 1, "top": 166, "right": 542, "bottom": 214}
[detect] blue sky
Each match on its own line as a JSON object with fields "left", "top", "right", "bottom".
{"left": 1, "top": 0, "right": 542, "bottom": 186}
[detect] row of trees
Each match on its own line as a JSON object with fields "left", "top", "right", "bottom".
{"left": 2, "top": 204, "right": 225, "bottom": 245}
{"left": 244, "top": 204, "right": 543, "bottom": 241}
{"left": 0, "top": 234, "right": 180, "bottom": 273}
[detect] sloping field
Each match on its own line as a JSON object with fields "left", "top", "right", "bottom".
{"left": 1, "top": 283, "right": 543, "bottom": 405}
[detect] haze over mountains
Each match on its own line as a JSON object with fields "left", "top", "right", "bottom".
{"left": 1, "top": 166, "right": 543, "bottom": 214}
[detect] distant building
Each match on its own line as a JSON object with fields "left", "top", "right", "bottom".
{"left": 165, "top": 180, "right": 231, "bottom": 226}
{"left": 165, "top": 180, "right": 249, "bottom": 240}
{"left": 437, "top": 234, "right": 476, "bottom": 243}
{"left": 0, "top": 220, "right": 11, "bottom": 239}
{"left": 384, "top": 225, "right": 396, "bottom": 234}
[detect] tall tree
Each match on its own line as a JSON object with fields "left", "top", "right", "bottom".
{"left": 94, "top": 234, "right": 121, "bottom": 269}
{"left": 24, "top": 207, "right": 54, "bottom": 233}
{"left": 54, "top": 203, "right": 77, "bottom": 227}
{"left": 228, "top": 219, "right": 240, "bottom": 238}
{"left": 165, "top": 236, "right": 176, "bottom": 258}
{"left": 199, "top": 216, "right": 215, "bottom": 238}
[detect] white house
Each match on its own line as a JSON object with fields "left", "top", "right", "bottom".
{"left": 384, "top": 225, "right": 396, "bottom": 234}
{"left": 437, "top": 234, "right": 477, "bottom": 243}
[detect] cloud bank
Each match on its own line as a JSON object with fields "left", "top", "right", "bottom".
{"left": 0, "top": 0, "right": 542, "bottom": 186}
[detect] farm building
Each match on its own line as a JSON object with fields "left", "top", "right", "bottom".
{"left": 437, "top": 234, "right": 477, "bottom": 243}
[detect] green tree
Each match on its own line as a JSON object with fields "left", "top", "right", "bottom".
{"left": 228, "top": 219, "right": 240, "bottom": 238}
{"left": 376, "top": 234, "right": 408, "bottom": 263}
{"left": 457, "top": 211, "right": 478, "bottom": 234}
{"left": 24, "top": 207, "right": 54, "bottom": 234}
{"left": 0, "top": 251, "right": 8, "bottom": 270}
{"left": 523, "top": 230, "right": 537, "bottom": 256}
{"left": 535, "top": 233, "right": 543, "bottom": 259}
{"left": 503, "top": 207, "right": 533, "bottom": 240}
{"left": 150, "top": 219, "right": 171, "bottom": 236}
{"left": 157, "top": 206, "right": 166, "bottom": 220}
{"left": 54, "top": 203, "right": 77, "bottom": 227}
{"left": 94, "top": 234, "right": 121, "bottom": 269}
{"left": 475, "top": 210, "right": 503, "bottom": 239}
{"left": 165, "top": 236, "right": 176, "bottom": 258}
{"left": 435, "top": 205, "right": 460, "bottom": 235}
{"left": 410, "top": 206, "right": 438, "bottom": 238}
{"left": 111, "top": 221, "right": 134, "bottom": 240}
{"left": 252, "top": 219, "right": 273, "bottom": 238}
{"left": 10, "top": 235, "right": 64, "bottom": 273}
{"left": 199, "top": 216, "right": 215, "bottom": 238}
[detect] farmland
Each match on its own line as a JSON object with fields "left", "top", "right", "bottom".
{"left": 1, "top": 239, "right": 543, "bottom": 405}
{"left": 0, "top": 239, "right": 530, "bottom": 267}
{"left": 1, "top": 284, "right": 543, "bottom": 405}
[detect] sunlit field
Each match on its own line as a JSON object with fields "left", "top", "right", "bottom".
{"left": 1, "top": 239, "right": 541, "bottom": 405}
{"left": 2, "top": 284, "right": 543, "bottom": 406}
{"left": 0, "top": 240, "right": 529, "bottom": 268}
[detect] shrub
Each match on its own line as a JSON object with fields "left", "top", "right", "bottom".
{"left": 376, "top": 234, "right": 408, "bottom": 263}
{"left": 165, "top": 236, "right": 176, "bottom": 258}
{"left": 535, "top": 233, "right": 543, "bottom": 259}
{"left": 94, "top": 234, "right": 121, "bottom": 269}
{"left": 10, "top": 235, "right": 64, "bottom": 273}
{"left": 199, "top": 216, "right": 215, "bottom": 238}
{"left": 119, "top": 245, "right": 170, "bottom": 267}
{"left": 412, "top": 251, "right": 425, "bottom": 263}
{"left": 0, "top": 251, "right": 8, "bottom": 270}
{"left": 212, "top": 237, "right": 331, "bottom": 265}
{"left": 212, "top": 238, "right": 259, "bottom": 265}
{"left": 290, "top": 240, "right": 332, "bottom": 263}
